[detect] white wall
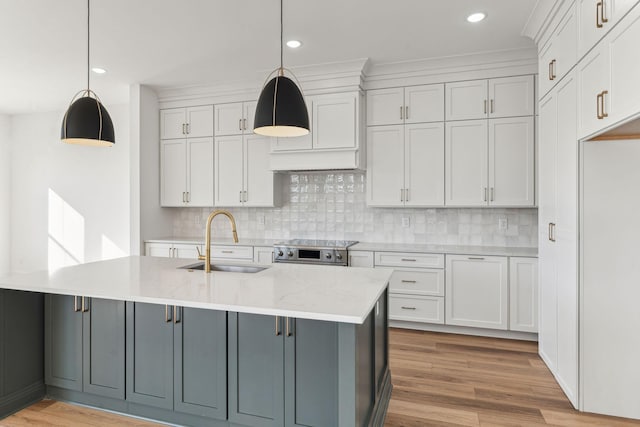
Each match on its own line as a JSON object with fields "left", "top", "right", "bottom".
{"left": 0, "top": 115, "right": 10, "bottom": 276}
{"left": 10, "top": 105, "right": 130, "bottom": 273}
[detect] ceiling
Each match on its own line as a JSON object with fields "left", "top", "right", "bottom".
{"left": 0, "top": 0, "right": 538, "bottom": 115}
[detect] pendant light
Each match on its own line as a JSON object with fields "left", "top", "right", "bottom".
{"left": 61, "top": 0, "right": 115, "bottom": 147}
{"left": 253, "top": 0, "right": 309, "bottom": 137}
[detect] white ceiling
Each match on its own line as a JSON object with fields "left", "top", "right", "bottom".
{"left": 0, "top": 0, "right": 538, "bottom": 114}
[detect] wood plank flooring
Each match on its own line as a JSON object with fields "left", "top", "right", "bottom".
{"left": 2, "top": 328, "right": 639, "bottom": 426}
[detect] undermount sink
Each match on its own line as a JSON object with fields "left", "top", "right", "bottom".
{"left": 178, "top": 262, "right": 267, "bottom": 274}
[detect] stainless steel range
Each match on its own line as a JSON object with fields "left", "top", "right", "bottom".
{"left": 273, "top": 239, "right": 359, "bottom": 266}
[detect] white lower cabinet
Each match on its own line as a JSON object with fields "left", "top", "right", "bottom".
{"left": 145, "top": 242, "right": 202, "bottom": 259}
{"left": 253, "top": 246, "right": 274, "bottom": 265}
{"left": 509, "top": 257, "right": 538, "bottom": 333}
{"left": 389, "top": 269, "right": 444, "bottom": 296}
{"left": 445, "top": 255, "right": 509, "bottom": 330}
{"left": 389, "top": 295, "right": 444, "bottom": 324}
{"left": 210, "top": 245, "right": 253, "bottom": 263}
{"left": 348, "top": 251, "right": 374, "bottom": 268}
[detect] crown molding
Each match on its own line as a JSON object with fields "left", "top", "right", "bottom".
{"left": 522, "top": 0, "right": 569, "bottom": 45}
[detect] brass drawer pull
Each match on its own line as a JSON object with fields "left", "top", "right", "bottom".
{"left": 275, "top": 316, "right": 281, "bottom": 336}
{"left": 221, "top": 250, "right": 234, "bottom": 254}
{"left": 401, "top": 280, "right": 417, "bottom": 284}
{"left": 468, "top": 257, "right": 485, "bottom": 260}
{"left": 401, "top": 306, "right": 417, "bottom": 310}
{"left": 401, "top": 258, "right": 417, "bottom": 262}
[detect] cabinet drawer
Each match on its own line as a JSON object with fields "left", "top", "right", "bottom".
{"left": 389, "top": 269, "right": 444, "bottom": 296}
{"left": 375, "top": 252, "right": 444, "bottom": 269}
{"left": 389, "top": 295, "right": 444, "bottom": 324}
{"left": 210, "top": 245, "right": 253, "bottom": 260}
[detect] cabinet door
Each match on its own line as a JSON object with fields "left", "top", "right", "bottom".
{"left": 445, "top": 80, "right": 488, "bottom": 121}
{"left": 228, "top": 313, "right": 284, "bottom": 427}
{"left": 445, "top": 255, "right": 508, "bottom": 330}
{"left": 244, "top": 101, "right": 257, "bottom": 133}
{"left": 538, "top": 38, "right": 556, "bottom": 99}
{"left": 160, "top": 108, "right": 186, "bottom": 140}
{"left": 173, "top": 243, "right": 201, "bottom": 259}
{"left": 312, "top": 93, "right": 357, "bottom": 150}
{"left": 404, "top": 84, "right": 444, "bottom": 123}
{"left": 45, "top": 294, "right": 83, "bottom": 391}
{"left": 215, "top": 135, "right": 244, "bottom": 207}
{"left": 186, "top": 137, "right": 214, "bottom": 207}
{"left": 578, "top": 0, "right": 611, "bottom": 56}
{"left": 488, "top": 76, "right": 535, "bottom": 118}
{"left": 609, "top": 5, "right": 640, "bottom": 127}
{"left": 215, "top": 102, "right": 244, "bottom": 136}
{"left": 366, "top": 126, "right": 405, "bottom": 206}
{"left": 174, "top": 308, "right": 227, "bottom": 420}
{"left": 82, "top": 298, "right": 125, "bottom": 399}
{"left": 488, "top": 117, "right": 535, "bottom": 206}
{"left": 509, "top": 258, "right": 539, "bottom": 333}
{"left": 348, "top": 251, "right": 374, "bottom": 268}
{"left": 404, "top": 123, "right": 445, "bottom": 207}
{"left": 186, "top": 105, "right": 213, "bottom": 138}
{"left": 554, "top": 6, "right": 578, "bottom": 85}
{"left": 161, "top": 140, "right": 186, "bottom": 207}
{"left": 126, "top": 302, "right": 174, "bottom": 410}
{"left": 254, "top": 247, "right": 274, "bottom": 265}
{"left": 366, "top": 88, "right": 404, "bottom": 126}
{"left": 285, "top": 318, "right": 339, "bottom": 427}
{"left": 245, "top": 135, "right": 275, "bottom": 207}
{"left": 145, "top": 242, "right": 174, "bottom": 258}
{"left": 577, "top": 42, "right": 611, "bottom": 139}
{"left": 445, "top": 120, "right": 488, "bottom": 206}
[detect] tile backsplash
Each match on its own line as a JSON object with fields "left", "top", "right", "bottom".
{"left": 172, "top": 172, "right": 538, "bottom": 247}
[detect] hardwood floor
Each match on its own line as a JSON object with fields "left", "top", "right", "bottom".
{"left": 2, "top": 328, "right": 639, "bottom": 426}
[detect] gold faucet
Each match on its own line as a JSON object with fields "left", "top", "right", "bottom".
{"left": 198, "top": 209, "right": 239, "bottom": 273}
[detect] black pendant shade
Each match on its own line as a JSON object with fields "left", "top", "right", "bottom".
{"left": 254, "top": 75, "right": 309, "bottom": 137}
{"left": 61, "top": 95, "right": 115, "bottom": 147}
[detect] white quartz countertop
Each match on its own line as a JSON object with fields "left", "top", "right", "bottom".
{"left": 146, "top": 237, "right": 277, "bottom": 247}
{"left": 350, "top": 242, "right": 538, "bottom": 257}
{"left": 0, "top": 256, "right": 392, "bottom": 324}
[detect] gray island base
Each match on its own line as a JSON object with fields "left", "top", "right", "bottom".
{"left": 0, "top": 256, "right": 392, "bottom": 426}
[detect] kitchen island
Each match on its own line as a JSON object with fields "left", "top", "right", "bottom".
{"left": 0, "top": 256, "right": 392, "bottom": 427}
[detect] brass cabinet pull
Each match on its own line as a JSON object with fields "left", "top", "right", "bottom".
{"left": 484, "top": 100, "right": 487, "bottom": 114}
{"left": 551, "top": 60, "right": 556, "bottom": 80}
{"left": 401, "top": 280, "right": 417, "bottom": 283}
{"left": 165, "top": 305, "right": 172, "bottom": 322}
{"left": 239, "top": 191, "right": 243, "bottom": 203}
{"left": 490, "top": 99, "right": 494, "bottom": 114}
{"left": 286, "top": 317, "right": 293, "bottom": 337}
{"left": 549, "top": 223, "right": 557, "bottom": 242}
{"left": 182, "top": 123, "right": 186, "bottom": 135}
{"left": 239, "top": 118, "right": 242, "bottom": 131}
{"left": 173, "top": 306, "right": 181, "bottom": 324}
{"left": 490, "top": 187, "right": 495, "bottom": 202}
{"left": 275, "top": 316, "right": 281, "bottom": 336}
{"left": 597, "top": 93, "right": 603, "bottom": 119}
{"left": 400, "top": 106, "right": 404, "bottom": 120}
{"left": 549, "top": 61, "right": 553, "bottom": 80}
{"left": 405, "top": 106, "right": 409, "bottom": 120}
{"left": 73, "top": 296, "right": 81, "bottom": 312}
{"left": 244, "top": 190, "right": 248, "bottom": 203}
{"left": 376, "top": 301, "right": 380, "bottom": 316}
{"left": 401, "top": 258, "right": 417, "bottom": 262}
{"left": 81, "top": 297, "right": 89, "bottom": 313}
{"left": 221, "top": 250, "right": 233, "bottom": 254}
{"left": 186, "top": 123, "right": 190, "bottom": 134}
{"left": 484, "top": 187, "right": 488, "bottom": 202}
{"left": 468, "top": 257, "right": 485, "bottom": 260}
{"left": 186, "top": 192, "right": 190, "bottom": 203}
{"left": 243, "top": 118, "right": 247, "bottom": 130}
{"left": 596, "top": 1, "right": 604, "bottom": 27}
{"left": 401, "top": 306, "right": 416, "bottom": 310}
{"left": 601, "top": 90, "right": 609, "bottom": 118}
{"left": 400, "top": 189, "right": 404, "bottom": 202}
{"left": 405, "top": 188, "right": 410, "bottom": 202}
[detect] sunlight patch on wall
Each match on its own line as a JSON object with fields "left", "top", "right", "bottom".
{"left": 48, "top": 188, "right": 84, "bottom": 271}
{"left": 101, "top": 234, "right": 126, "bottom": 260}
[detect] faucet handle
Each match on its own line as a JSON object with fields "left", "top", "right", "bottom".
{"left": 196, "top": 246, "right": 205, "bottom": 260}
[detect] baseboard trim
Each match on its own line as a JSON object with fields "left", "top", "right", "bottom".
{"left": 0, "top": 381, "right": 46, "bottom": 419}
{"left": 390, "top": 321, "right": 538, "bottom": 341}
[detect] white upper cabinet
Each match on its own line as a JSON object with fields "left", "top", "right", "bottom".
{"left": 538, "top": 5, "right": 578, "bottom": 99}
{"left": 367, "top": 84, "right": 444, "bottom": 126}
{"left": 445, "top": 80, "right": 488, "bottom": 121}
{"left": 214, "top": 101, "right": 256, "bottom": 136}
{"left": 161, "top": 106, "right": 214, "bottom": 139}
{"left": 313, "top": 93, "right": 357, "bottom": 150}
{"left": 367, "top": 123, "right": 444, "bottom": 207}
{"left": 578, "top": 0, "right": 639, "bottom": 57}
{"left": 215, "top": 135, "right": 277, "bottom": 207}
{"left": 488, "top": 76, "right": 535, "bottom": 118}
{"left": 488, "top": 117, "right": 535, "bottom": 206}
{"left": 160, "top": 105, "right": 214, "bottom": 207}
{"left": 578, "top": 42, "right": 611, "bottom": 138}
{"left": 445, "top": 120, "right": 488, "bottom": 206}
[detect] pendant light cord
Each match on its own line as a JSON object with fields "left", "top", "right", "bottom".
{"left": 87, "top": 0, "right": 90, "bottom": 91}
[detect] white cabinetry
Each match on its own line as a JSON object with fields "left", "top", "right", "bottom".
{"left": 578, "top": 0, "right": 639, "bottom": 57}
{"left": 270, "top": 92, "right": 364, "bottom": 170}
{"left": 145, "top": 242, "right": 202, "bottom": 259}
{"left": 214, "top": 101, "right": 256, "bottom": 136}
{"left": 160, "top": 106, "right": 214, "bottom": 207}
{"left": 348, "top": 251, "right": 374, "bottom": 268}
{"left": 445, "top": 255, "right": 508, "bottom": 330}
{"left": 445, "top": 118, "right": 534, "bottom": 207}
{"left": 367, "top": 123, "right": 444, "bottom": 207}
{"left": 446, "top": 76, "right": 534, "bottom": 121}
{"left": 215, "top": 134, "right": 279, "bottom": 207}
{"left": 253, "top": 247, "right": 274, "bottom": 265}
{"left": 539, "top": 5, "right": 578, "bottom": 99}
{"left": 509, "top": 257, "right": 538, "bottom": 333}
{"left": 538, "top": 71, "right": 579, "bottom": 406}
{"left": 210, "top": 245, "right": 253, "bottom": 263}
{"left": 366, "top": 84, "right": 444, "bottom": 126}
{"left": 161, "top": 106, "right": 214, "bottom": 140}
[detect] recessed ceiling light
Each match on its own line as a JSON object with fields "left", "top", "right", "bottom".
{"left": 91, "top": 67, "right": 107, "bottom": 74}
{"left": 286, "top": 40, "right": 302, "bottom": 48}
{"left": 467, "top": 12, "right": 486, "bottom": 23}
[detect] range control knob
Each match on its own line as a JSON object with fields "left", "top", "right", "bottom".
{"left": 336, "top": 253, "right": 343, "bottom": 260}
{"left": 326, "top": 253, "right": 332, "bottom": 260}
{"left": 288, "top": 251, "right": 294, "bottom": 257}
{"left": 277, "top": 250, "right": 284, "bottom": 257}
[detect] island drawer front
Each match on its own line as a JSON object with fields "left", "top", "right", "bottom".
{"left": 210, "top": 245, "right": 253, "bottom": 260}
{"left": 389, "top": 269, "right": 444, "bottom": 296}
{"left": 375, "top": 252, "right": 444, "bottom": 269}
{"left": 389, "top": 294, "right": 444, "bottom": 324}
